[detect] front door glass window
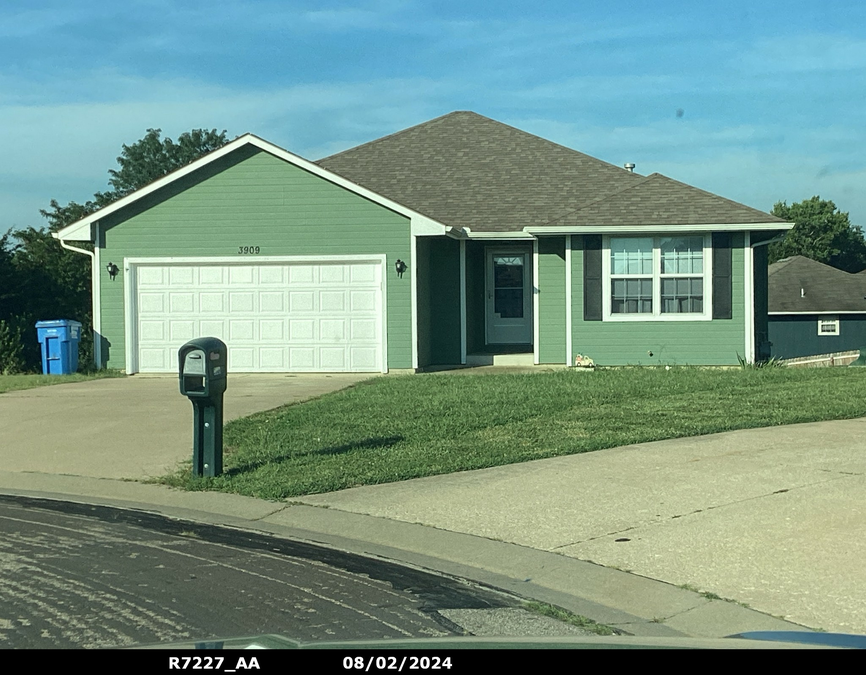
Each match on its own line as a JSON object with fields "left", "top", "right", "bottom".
{"left": 493, "top": 256, "right": 524, "bottom": 318}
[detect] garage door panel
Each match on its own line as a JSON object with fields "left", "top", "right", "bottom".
{"left": 135, "top": 261, "right": 383, "bottom": 373}
{"left": 139, "top": 348, "right": 169, "bottom": 371}
{"left": 199, "top": 267, "right": 225, "bottom": 284}
{"left": 289, "top": 348, "right": 316, "bottom": 369}
{"left": 230, "top": 349, "right": 255, "bottom": 370}
{"left": 200, "top": 293, "right": 224, "bottom": 312}
{"left": 138, "top": 267, "right": 166, "bottom": 285}
{"left": 320, "top": 266, "right": 346, "bottom": 283}
{"left": 351, "top": 319, "right": 378, "bottom": 340}
{"left": 320, "top": 291, "right": 345, "bottom": 311}
{"left": 170, "top": 321, "right": 195, "bottom": 342}
{"left": 199, "top": 320, "right": 227, "bottom": 339}
{"left": 139, "top": 293, "right": 164, "bottom": 313}
{"left": 351, "top": 290, "right": 377, "bottom": 311}
{"left": 350, "top": 264, "right": 376, "bottom": 283}
{"left": 259, "top": 266, "right": 285, "bottom": 284}
{"left": 230, "top": 267, "right": 255, "bottom": 284}
{"left": 320, "top": 348, "right": 346, "bottom": 369}
{"left": 260, "top": 292, "right": 284, "bottom": 312}
{"left": 289, "top": 291, "right": 314, "bottom": 312}
{"left": 260, "top": 320, "right": 284, "bottom": 341}
{"left": 289, "top": 266, "right": 314, "bottom": 284}
{"left": 351, "top": 347, "right": 379, "bottom": 370}
{"left": 230, "top": 320, "right": 255, "bottom": 341}
{"left": 169, "top": 293, "right": 195, "bottom": 314}
{"left": 290, "top": 319, "right": 315, "bottom": 340}
{"left": 320, "top": 319, "right": 345, "bottom": 341}
{"left": 229, "top": 292, "right": 255, "bottom": 312}
{"left": 170, "top": 267, "right": 194, "bottom": 285}
{"left": 139, "top": 321, "right": 165, "bottom": 341}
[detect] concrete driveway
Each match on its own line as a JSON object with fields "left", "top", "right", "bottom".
{"left": 0, "top": 374, "right": 371, "bottom": 480}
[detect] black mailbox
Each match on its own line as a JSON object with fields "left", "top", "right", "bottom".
{"left": 179, "top": 337, "right": 227, "bottom": 399}
{"left": 179, "top": 337, "right": 227, "bottom": 477}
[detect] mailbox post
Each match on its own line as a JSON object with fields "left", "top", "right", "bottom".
{"left": 178, "top": 337, "right": 227, "bottom": 477}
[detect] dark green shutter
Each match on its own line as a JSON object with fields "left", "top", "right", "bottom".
{"left": 584, "top": 235, "right": 602, "bottom": 321}
{"left": 712, "top": 233, "right": 732, "bottom": 320}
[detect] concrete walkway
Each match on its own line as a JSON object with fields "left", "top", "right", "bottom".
{"left": 1, "top": 375, "right": 863, "bottom": 639}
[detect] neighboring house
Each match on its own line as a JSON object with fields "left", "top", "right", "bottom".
{"left": 768, "top": 255, "right": 866, "bottom": 359}
{"left": 54, "top": 111, "right": 790, "bottom": 374}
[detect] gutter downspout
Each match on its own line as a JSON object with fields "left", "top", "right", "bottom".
{"left": 54, "top": 233, "right": 100, "bottom": 369}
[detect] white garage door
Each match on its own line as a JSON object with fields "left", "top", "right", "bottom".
{"left": 133, "top": 261, "right": 384, "bottom": 373}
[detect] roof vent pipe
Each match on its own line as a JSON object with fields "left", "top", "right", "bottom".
{"left": 624, "top": 163, "right": 635, "bottom": 172}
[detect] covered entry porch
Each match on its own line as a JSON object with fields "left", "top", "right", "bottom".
{"left": 415, "top": 236, "right": 569, "bottom": 370}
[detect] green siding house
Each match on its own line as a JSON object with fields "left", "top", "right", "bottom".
{"left": 54, "top": 112, "right": 790, "bottom": 373}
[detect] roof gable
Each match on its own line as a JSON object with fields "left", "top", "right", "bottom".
{"left": 769, "top": 255, "right": 866, "bottom": 313}
{"left": 317, "top": 111, "right": 643, "bottom": 233}
{"left": 545, "top": 173, "right": 787, "bottom": 227}
{"left": 54, "top": 134, "right": 449, "bottom": 241}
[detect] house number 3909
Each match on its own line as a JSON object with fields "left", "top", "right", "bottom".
{"left": 238, "top": 246, "right": 260, "bottom": 254}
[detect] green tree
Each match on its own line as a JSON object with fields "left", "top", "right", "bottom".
{"left": 768, "top": 197, "right": 866, "bottom": 273}
{"left": 0, "top": 232, "right": 26, "bottom": 373}
{"left": 40, "top": 128, "right": 228, "bottom": 231}
{"left": 4, "top": 128, "right": 229, "bottom": 371}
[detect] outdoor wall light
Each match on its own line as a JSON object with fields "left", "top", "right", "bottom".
{"left": 106, "top": 262, "right": 119, "bottom": 280}
{"left": 395, "top": 259, "right": 407, "bottom": 278}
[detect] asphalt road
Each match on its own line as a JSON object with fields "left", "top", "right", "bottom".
{"left": 0, "top": 496, "right": 520, "bottom": 649}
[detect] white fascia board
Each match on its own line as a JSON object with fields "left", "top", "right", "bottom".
{"left": 769, "top": 311, "right": 866, "bottom": 315}
{"left": 52, "top": 222, "right": 95, "bottom": 242}
{"left": 411, "top": 216, "right": 459, "bottom": 236}
{"left": 55, "top": 134, "right": 451, "bottom": 241}
{"left": 523, "top": 223, "right": 793, "bottom": 235}
{"left": 465, "top": 230, "right": 535, "bottom": 239}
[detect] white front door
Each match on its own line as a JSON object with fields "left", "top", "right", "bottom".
{"left": 485, "top": 250, "right": 532, "bottom": 344}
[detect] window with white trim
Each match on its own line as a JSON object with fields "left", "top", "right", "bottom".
{"left": 604, "top": 235, "right": 711, "bottom": 320}
{"left": 818, "top": 316, "right": 840, "bottom": 335}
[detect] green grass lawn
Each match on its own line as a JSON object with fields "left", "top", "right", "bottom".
{"left": 0, "top": 371, "right": 124, "bottom": 394}
{"left": 159, "top": 367, "right": 866, "bottom": 500}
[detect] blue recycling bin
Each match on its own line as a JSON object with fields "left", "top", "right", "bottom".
{"left": 35, "top": 320, "right": 83, "bottom": 375}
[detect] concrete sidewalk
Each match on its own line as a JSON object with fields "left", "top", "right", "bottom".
{"left": 1, "top": 375, "right": 863, "bottom": 638}
{"left": 297, "top": 417, "right": 866, "bottom": 635}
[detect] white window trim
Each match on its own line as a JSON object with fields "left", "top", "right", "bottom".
{"left": 602, "top": 234, "right": 713, "bottom": 322}
{"left": 818, "top": 316, "right": 840, "bottom": 336}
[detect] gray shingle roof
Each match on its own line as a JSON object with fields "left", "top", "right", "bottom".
{"left": 546, "top": 173, "right": 787, "bottom": 227}
{"left": 317, "top": 111, "right": 642, "bottom": 232}
{"left": 316, "top": 111, "right": 784, "bottom": 232}
{"left": 769, "top": 255, "right": 866, "bottom": 313}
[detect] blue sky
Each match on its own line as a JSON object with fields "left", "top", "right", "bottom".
{"left": 2, "top": 0, "right": 865, "bottom": 232}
